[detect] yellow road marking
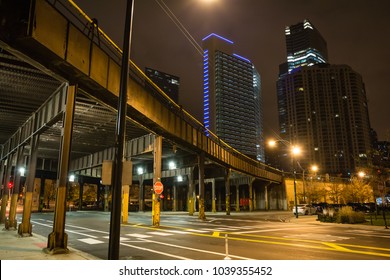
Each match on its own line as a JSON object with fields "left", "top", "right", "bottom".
{"left": 123, "top": 223, "right": 390, "bottom": 258}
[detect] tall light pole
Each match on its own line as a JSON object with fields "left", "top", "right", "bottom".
{"left": 108, "top": 0, "right": 134, "bottom": 260}
{"left": 269, "top": 139, "right": 301, "bottom": 218}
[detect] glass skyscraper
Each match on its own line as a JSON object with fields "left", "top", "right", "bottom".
{"left": 276, "top": 20, "right": 372, "bottom": 176}
{"left": 202, "top": 33, "right": 264, "bottom": 161}
{"left": 145, "top": 67, "right": 180, "bottom": 103}
{"left": 285, "top": 19, "right": 328, "bottom": 73}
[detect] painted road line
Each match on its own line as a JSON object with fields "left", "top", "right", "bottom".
{"left": 120, "top": 242, "right": 192, "bottom": 260}
{"left": 78, "top": 238, "right": 104, "bottom": 245}
{"left": 140, "top": 238, "right": 253, "bottom": 260}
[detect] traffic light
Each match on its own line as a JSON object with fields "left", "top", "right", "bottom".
{"left": 7, "top": 181, "right": 14, "bottom": 189}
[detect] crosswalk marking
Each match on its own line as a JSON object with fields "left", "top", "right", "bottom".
{"left": 164, "top": 230, "right": 190, "bottom": 234}
{"left": 147, "top": 232, "right": 173, "bottom": 236}
{"left": 78, "top": 238, "right": 104, "bottom": 245}
{"left": 126, "top": 233, "right": 151, "bottom": 238}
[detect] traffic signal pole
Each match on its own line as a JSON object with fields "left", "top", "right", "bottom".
{"left": 152, "top": 135, "right": 162, "bottom": 227}
{"left": 0, "top": 153, "right": 14, "bottom": 224}
{"left": 5, "top": 145, "right": 24, "bottom": 230}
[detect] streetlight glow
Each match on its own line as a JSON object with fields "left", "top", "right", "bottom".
{"left": 358, "top": 171, "right": 366, "bottom": 178}
{"left": 168, "top": 161, "right": 176, "bottom": 170}
{"left": 292, "top": 146, "right": 301, "bottom": 156}
{"left": 268, "top": 139, "right": 277, "bottom": 147}
{"left": 267, "top": 138, "right": 301, "bottom": 218}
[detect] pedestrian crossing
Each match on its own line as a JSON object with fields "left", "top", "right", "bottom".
{"left": 75, "top": 223, "right": 287, "bottom": 245}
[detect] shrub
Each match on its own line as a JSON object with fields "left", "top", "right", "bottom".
{"left": 337, "top": 206, "right": 366, "bottom": 224}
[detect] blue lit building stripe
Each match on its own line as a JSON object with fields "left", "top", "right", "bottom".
{"left": 203, "top": 49, "right": 210, "bottom": 132}
{"left": 233, "top": 53, "right": 251, "bottom": 63}
{"left": 202, "top": 33, "right": 234, "bottom": 44}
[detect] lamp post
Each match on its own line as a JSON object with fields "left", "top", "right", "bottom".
{"left": 108, "top": 0, "right": 134, "bottom": 260}
{"left": 268, "top": 139, "right": 301, "bottom": 218}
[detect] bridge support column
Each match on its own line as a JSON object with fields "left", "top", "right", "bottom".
{"left": 198, "top": 152, "right": 206, "bottom": 220}
{"left": 122, "top": 185, "right": 129, "bottom": 223}
{"left": 78, "top": 179, "right": 84, "bottom": 211}
{"left": 265, "top": 182, "right": 271, "bottom": 210}
{"left": 225, "top": 168, "right": 231, "bottom": 215}
{"left": 187, "top": 167, "right": 195, "bottom": 216}
{"left": 104, "top": 186, "right": 110, "bottom": 212}
{"left": 44, "top": 84, "right": 76, "bottom": 254}
{"left": 249, "top": 178, "right": 255, "bottom": 212}
{"left": 0, "top": 153, "right": 14, "bottom": 224}
{"left": 152, "top": 135, "right": 162, "bottom": 227}
{"left": 138, "top": 175, "right": 144, "bottom": 211}
{"left": 6, "top": 145, "right": 24, "bottom": 230}
{"left": 236, "top": 185, "right": 240, "bottom": 212}
{"left": 173, "top": 184, "right": 177, "bottom": 211}
{"left": 211, "top": 179, "right": 216, "bottom": 213}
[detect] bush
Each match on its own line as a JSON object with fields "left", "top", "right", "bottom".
{"left": 337, "top": 206, "right": 366, "bottom": 224}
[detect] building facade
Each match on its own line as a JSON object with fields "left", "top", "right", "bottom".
{"left": 202, "top": 33, "right": 264, "bottom": 160}
{"left": 285, "top": 19, "right": 328, "bottom": 73}
{"left": 276, "top": 20, "right": 372, "bottom": 176}
{"left": 145, "top": 67, "right": 180, "bottom": 103}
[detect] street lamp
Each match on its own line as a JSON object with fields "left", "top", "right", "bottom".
{"left": 268, "top": 139, "right": 301, "bottom": 218}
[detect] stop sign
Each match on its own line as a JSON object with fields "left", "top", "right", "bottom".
{"left": 153, "top": 181, "right": 164, "bottom": 195}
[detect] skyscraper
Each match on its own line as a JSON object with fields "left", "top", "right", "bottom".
{"left": 145, "top": 67, "right": 180, "bottom": 103}
{"left": 284, "top": 19, "right": 328, "bottom": 73}
{"left": 276, "top": 20, "right": 372, "bottom": 176}
{"left": 202, "top": 33, "right": 263, "bottom": 161}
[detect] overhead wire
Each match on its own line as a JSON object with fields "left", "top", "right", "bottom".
{"left": 154, "top": 0, "right": 203, "bottom": 56}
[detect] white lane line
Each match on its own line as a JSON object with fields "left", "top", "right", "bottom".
{"left": 238, "top": 226, "right": 316, "bottom": 234}
{"left": 147, "top": 232, "right": 173, "bottom": 236}
{"left": 78, "top": 238, "right": 104, "bottom": 245}
{"left": 164, "top": 230, "right": 190, "bottom": 234}
{"left": 125, "top": 233, "right": 151, "bottom": 238}
{"left": 139, "top": 238, "right": 253, "bottom": 260}
{"left": 120, "top": 242, "right": 192, "bottom": 260}
{"left": 185, "top": 229, "right": 209, "bottom": 233}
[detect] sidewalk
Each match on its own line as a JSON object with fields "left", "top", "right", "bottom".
{"left": 0, "top": 229, "right": 99, "bottom": 260}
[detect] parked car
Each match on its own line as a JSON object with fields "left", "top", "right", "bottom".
{"left": 293, "top": 204, "right": 317, "bottom": 215}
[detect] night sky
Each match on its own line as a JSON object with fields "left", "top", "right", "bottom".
{"left": 74, "top": 0, "right": 390, "bottom": 141}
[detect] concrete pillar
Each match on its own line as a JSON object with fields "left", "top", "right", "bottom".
{"left": 211, "top": 179, "right": 216, "bottom": 213}
{"left": 173, "top": 184, "right": 177, "bottom": 211}
{"left": 265, "top": 183, "right": 271, "bottom": 210}
{"left": 198, "top": 152, "right": 206, "bottom": 220}
{"left": 187, "top": 168, "right": 195, "bottom": 216}
{"left": 78, "top": 180, "right": 84, "bottom": 211}
{"left": 236, "top": 184, "right": 241, "bottom": 212}
{"left": 152, "top": 135, "right": 162, "bottom": 227}
{"left": 218, "top": 189, "right": 222, "bottom": 211}
{"left": 225, "top": 168, "right": 231, "bottom": 215}
{"left": 104, "top": 186, "right": 110, "bottom": 212}
{"left": 249, "top": 178, "right": 254, "bottom": 212}
{"left": 45, "top": 84, "right": 76, "bottom": 254}
{"left": 138, "top": 175, "right": 144, "bottom": 211}
{"left": 122, "top": 185, "right": 129, "bottom": 223}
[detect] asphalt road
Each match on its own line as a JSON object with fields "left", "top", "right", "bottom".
{"left": 26, "top": 211, "right": 390, "bottom": 260}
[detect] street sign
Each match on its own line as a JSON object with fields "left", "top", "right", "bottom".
{"left": 153, "top": 181, "right": 164, "bottom": 195}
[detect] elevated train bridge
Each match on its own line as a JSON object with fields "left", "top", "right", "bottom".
{"left": 0, "top": 0, "right": 284, "bottom": 253}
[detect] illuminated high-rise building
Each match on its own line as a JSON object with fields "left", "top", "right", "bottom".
{"left": 202, "top": 33, "right": 263, "bottom": 160}
{"left": 276, "top": 20, "right": 372, "bottom": 176}
{"left": 145, "top": 67, "right": 180, "bottom": 103}
{"left": 284, "top": 19, "right": 328, "bottom": 73}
